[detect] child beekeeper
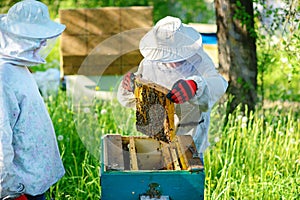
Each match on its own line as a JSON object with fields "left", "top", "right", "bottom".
{"left": 118, "top": 16, "right": 228, "bottom": 164}
{"left": 0, "top": 0, "right": 65, "bottom": 199}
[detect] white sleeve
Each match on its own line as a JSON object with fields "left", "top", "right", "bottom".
{"left": 187, "top": 68, "right": 228, "bottom": 111}
{"left": 0, "top": 81, "right": 24, "bottom": 198}
{"left": 117, "top": 81, "right": 136, "bottom": 108}
{"left": 116, "top": 61, "right": 146, "bottom": 108}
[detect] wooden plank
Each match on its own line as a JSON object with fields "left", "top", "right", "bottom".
{"left": 175, "top": 135, "right": 204, "bottom": 172}
{"left": 120, "top": 6, "right": 153, "bottom": 31}
{"left": 174, "top": 135, "right": 190, "bottom": 170}
{"left": 77, "top": 54, "right": 122, "bottom": 70}
{"left": 134, "top": 77, "right": 175, "bottom": 142}
{"left": 61, "top": 55, "right": 86, "bottom": 75}
{"left": 60, "top": 34, "right": 88, "bottom": 56}
{"left": 87, "top": 33, "right": 122, "bottom": 54}
{"left": 170, "top": 143, "right": 181, "bottom": 170}
{"left": 121, "top": 50, "right": 144, "bottom": 66}
{"left": 59, "top": 7, "right": 153, "bottom": 75}
{"left": 59, "top": 9, "right": 87, "bottom": 35}
{"left": 160, "top": 141, "right": 173, "bottom": 170}
{"left": 129, "top": 137, "right": 139, "bottom": 170}
{"left": 121, "top": 65, "right": 139, "bottom": 75}
{"left": 134, "top": 138, "right": 163, "bottom": 170}
{"left": 102, "top": 134, "right": 124, "bottom": 171}
{"left": 62, "top": 54, "right": 122, "bottom": 76}
{"left": 86, "top": 8, "right": 120, "bottom": 35}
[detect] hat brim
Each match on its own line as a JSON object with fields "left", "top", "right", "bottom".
{"left": 0, "top": 15, "right": 65, "bottom": 39}
{"left": 139, "top": 24, "right": 202, "bottom": 63}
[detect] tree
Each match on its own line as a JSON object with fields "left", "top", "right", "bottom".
{"left": 215, "top": 0, "right": 258, "bottom": 112}
{"left": 0, "top": 0, "right": 19, "bottom": 13}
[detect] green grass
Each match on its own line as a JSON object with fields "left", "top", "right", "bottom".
{"left": 206, "top": 106, "right": 299, "bottom": 199}
{"left": 44, "top": 90, "right": 299, "bottom": 199}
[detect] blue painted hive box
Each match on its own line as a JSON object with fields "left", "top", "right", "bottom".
{"left": 100, "top": 134, "right": 205, "bottom": 200}
{"left": 101, "top": 78, "right": 205, "bottom": 199}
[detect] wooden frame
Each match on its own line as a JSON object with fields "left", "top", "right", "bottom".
{"left": 134, "top": 77, "right": 175, "bottom": 142}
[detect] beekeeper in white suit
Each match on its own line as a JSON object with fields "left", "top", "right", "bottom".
{"left": 0, "top": 1, "right": 65, "bottom": 199}
{"left": 118, "top": 16, "right": 228, "bottom": 164}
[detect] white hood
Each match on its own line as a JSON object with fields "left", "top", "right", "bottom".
{"left": 0, "top": 29, "right": 50, "bottom": 66}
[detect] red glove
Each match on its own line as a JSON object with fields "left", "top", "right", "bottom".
{"left": 15, "top": 194, "right": 28, "bottom": 200}
{"left": 122, "top": 72, "right": 135, "bottom": 92}
{"left": 166, "top": 79, "right": 197, "bottom": 104}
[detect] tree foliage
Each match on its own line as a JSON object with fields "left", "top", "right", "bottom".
{"left": 1, "top": 0, "right": 298, "bottom": 104}
{"left": 0, "top": 0, "right": 215, "bottom": 24}
{"left": 254, "top": 0, "right": 299, "bottom": 103}
{"left": 215, "top": 0, "right": 299, "bottom": 112}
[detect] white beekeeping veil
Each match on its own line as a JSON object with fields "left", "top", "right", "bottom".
{"left": 0, "top": 0, "right": 65, "bottom": 66}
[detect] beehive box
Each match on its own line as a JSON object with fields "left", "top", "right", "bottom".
{"left": 100, "top": 134, "right": 205, "bottom": 200}
{"left": 59, "top": 7, "right": 153, "bottom": 76}
{"left": 100, "top": 78, "right": 204, "bottom": 200}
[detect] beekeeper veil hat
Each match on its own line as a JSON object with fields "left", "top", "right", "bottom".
{"left": 0, "top": 0, "right": 65, "bottom": 39}
{"left": 0, "top": 0, "right": 66, "bottom": 65}
{"left": 139, "top": 16, "right": 203, "bottom": 63}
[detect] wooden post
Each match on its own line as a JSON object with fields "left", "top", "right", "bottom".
{"left": 170, "top": 143, "right": 181, "bottom": 170}
{"left": 129, "top": 136, "right": 139, "bottom": 170}
{"left": 160, "top": 141, "right": 174, "bottom": 170}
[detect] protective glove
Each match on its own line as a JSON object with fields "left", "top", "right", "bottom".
{"left": 122, "top": 72, "right": 136, "bottom": 92}
{"left": 14, "top": 194, "right": 28, "bottom": 200}
{"left": 166, "top": 79, "right": 197, "bottom": 104}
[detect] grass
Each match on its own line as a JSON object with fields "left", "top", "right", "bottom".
{"left": 44, "top": 90, "right": 299, "bottom": 199}
{"left": 206, "top": 105, "right": 299, "bottom": 199}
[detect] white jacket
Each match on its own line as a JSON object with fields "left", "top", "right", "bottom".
{"left": 0, "top": 63, "right": 65, "bottom": 197}
{"left": 117, "top": 49, "right": 228, "bottom": 153}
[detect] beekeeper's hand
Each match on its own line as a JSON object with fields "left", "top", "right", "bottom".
{"left": 122, "top": 72, "right": 136, "bottom": 92}
{"left": 14, "top": 194, "right": 28, "bottom": 200}
{"left": 166, "top": 79, "right": 197, "bottom": 104}
{"left": 2, "top": 194, "right": 28, "bottom": 200}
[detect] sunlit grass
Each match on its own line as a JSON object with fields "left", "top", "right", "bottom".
{"left": 206, "top": 106, "right": 299, "bottom": 199}
{"left": 45, "top": 90, "right": 299, "bottom": 199}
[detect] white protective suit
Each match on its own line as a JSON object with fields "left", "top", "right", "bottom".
{"left": 0, "top": 3, "right": 65, "bottom": 197}
{"left": 118, "top": 49, "right": 228, "bottom": 154}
